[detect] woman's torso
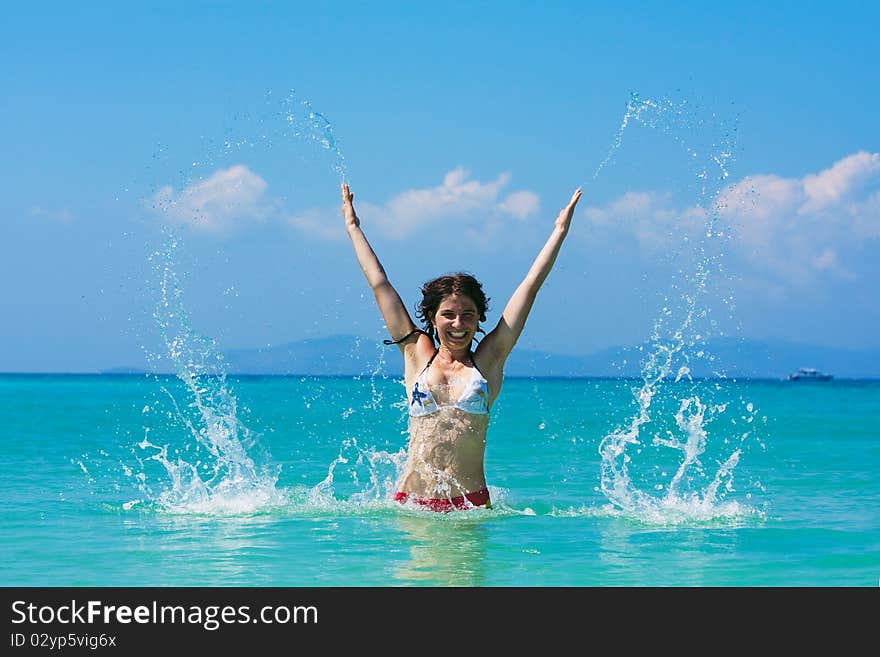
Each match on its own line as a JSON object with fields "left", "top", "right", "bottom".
{"left": 398, "top": 343, "right": 497, "bottom": 498}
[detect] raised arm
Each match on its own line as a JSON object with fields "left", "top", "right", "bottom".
{"left": 342, "top": 183, "right": 417, "bottom": 349}
{"left": 481, "top": 188, "right": 582, "bottom": 365}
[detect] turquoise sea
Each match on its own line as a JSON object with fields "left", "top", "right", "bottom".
{"left": 2, "top": 372, "right": 878, "bottom": 587}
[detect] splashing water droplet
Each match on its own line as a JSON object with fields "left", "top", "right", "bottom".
{"left": 595, "top": 93, "right": 759, "bottom": 525}
{"left": 136, "top": 228, "right": 283, "bottom": 515}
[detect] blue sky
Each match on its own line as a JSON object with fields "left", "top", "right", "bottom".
{"left": 1, "top": 1, "right": 878, "bottom": 372}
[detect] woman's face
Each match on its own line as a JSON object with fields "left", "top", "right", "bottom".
{"left": 433, "top": 294, "right": 480, "bottom": 350}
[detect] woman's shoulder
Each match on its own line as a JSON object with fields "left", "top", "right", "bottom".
{"left": 473, "top": 328, "right": 507, "bottom": 360}
{"left": 472, "top": 336, "right": 506, "bottom": 376}
{"left": 402, "top": 332, "right": 436, "bottom": 372}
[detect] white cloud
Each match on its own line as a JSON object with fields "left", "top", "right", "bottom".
{"left": 384, "top": 168, "right": 509, "bottom": 225}
{"left": 851, "top": 190, "right": 880, "bottom": 240}
{"left": 152, "top": 166, "right": 540, "bottom": 242}
{"left": 717, "top": 175, "right": 803, "bottom": 221}
{"left": 717, "top": 151, "right": 878, "bottom": 281}
{"left": 581, "top": 151, "right": 880, "bottom": 283}
{"left": 581, "top": 190, "right": 704, "bottom": 251}
{"left": 498, "top": 190, "right": 540, "bottom": 220}
{"left": 285, "top": 168, "right": 540, "bottom": 242}
{"left": 151, "top": 165, "right": 276, "bottom": 234}
{"left": 354, "top": 168, "right": 539, "bottom": 240}
{"left": 287, "top": 208, "right": 344, "bottom": 241}
{"left": 801, "top": 151, "right": 880, "bottom": 214}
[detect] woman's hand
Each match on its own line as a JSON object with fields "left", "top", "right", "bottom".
{"left": 555, "top": 187, "right": 582, "bottom": 232}
{"left": 341, "top": 183, "right": 359, "bottom": 230}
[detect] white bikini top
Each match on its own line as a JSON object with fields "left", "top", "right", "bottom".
{"left": 408, "top": 351, "right": 490, "bottom": 417}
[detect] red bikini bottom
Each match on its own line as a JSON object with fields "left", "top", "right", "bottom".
{"left": 394, "top": 488, "right": 492, "bottom": 512}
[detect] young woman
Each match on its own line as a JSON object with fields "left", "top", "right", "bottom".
{"left": 342, "top": 182, "right": 582, "bottom": 511}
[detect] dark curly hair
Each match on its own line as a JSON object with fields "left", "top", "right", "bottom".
{"left": 415, "top": 272, "right": 490, "bottom": 341}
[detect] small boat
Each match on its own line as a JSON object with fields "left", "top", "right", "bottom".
{"left": 788, "top": 367, "right": 833, "bottom": 381}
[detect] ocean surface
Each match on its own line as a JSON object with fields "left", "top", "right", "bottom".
{"left": 1, "top": 372, "right": 878, "bottom": 587}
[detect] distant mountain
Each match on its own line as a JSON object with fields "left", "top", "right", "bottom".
{"left": 203, "top": 334, "right": 880, "bottom": 379}
{"left": 222, "top": 335, "right": 393, "bottom": 376}
{"left": 101, "top": 366, "right": 150, "bottom": 375}
{"left": 674, "top": 337, "right": 880, "bottom": 380}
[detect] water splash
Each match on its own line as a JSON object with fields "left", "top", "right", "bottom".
{"left": 130, "top": 229, "right": 283, "bottom": 514}
{"left": 298, "top": 428, "right": 526, "bottom": 515}
{"left": 279, "top": 93, "right": 348, "bottom": 182}
{"left": 590, "top": 92, "right": 643, "bottom": 181}
{"left": 305, "top": 437, "right": 406, "bottom": 509}
{"left": 125, "top": 90, "right": 355, "bottom": 514}
{"left": 594, "top": 93, "right": 762, "bottom": 524}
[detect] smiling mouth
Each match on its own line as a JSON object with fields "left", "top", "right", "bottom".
{"left": 448, "top": 331, "right": 468, "bottom": 339}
